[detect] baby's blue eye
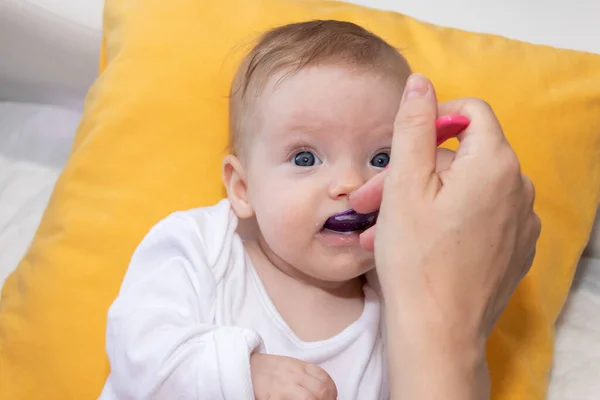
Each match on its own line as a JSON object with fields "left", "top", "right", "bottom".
{"left": 293, "top": 151, "right": 321, "bottom": 167}
{"left": 371, "top": 152, "right": 390, "bottom": 168}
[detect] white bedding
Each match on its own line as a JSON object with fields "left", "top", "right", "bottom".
{"left": 549, "top": 257, "right": 600, "bottom": 399}
{"left": 1, "top": 0, "right": 600, "bottom": 397}
{"left": 0, "top": 102, "right": 80, "bottom": 284}
{"left": 0, "top": 102, "right": 599, "bottom": 398}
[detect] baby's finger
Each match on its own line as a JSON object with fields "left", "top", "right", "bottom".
{"left": 302, "top": 364, "right": 338, "bottom": 398}
{"left": 298, "top": 375, "right": 338, "bottom": 400}
{"left": 285, "top": 385, "right": 322, "bottom": 400}
{"left": 303, "top": 363, "right": 334, "bottom": 384}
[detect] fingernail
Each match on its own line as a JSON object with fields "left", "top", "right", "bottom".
{"left": 402, "top": 73, "right": 430, "bottom": 101}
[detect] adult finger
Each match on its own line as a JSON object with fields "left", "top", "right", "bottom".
{"left": 350, "top": 170, "right": 386, "bottom": 214}
{"left": 359, "top": 226, "right": 376, "bottom": 252}
{"left": 386, "top": 73, "right": 438, "bottom": 195}
{"left": 351, "top": 147, "right": 455, "bottom": 214}
{"left": 355, "top": 148, "right": 455, "bottom": 253}
{"left": 435, "top": 148, "right": 455, "bottom": 173}
{"left": 437, "top": 98, "right": 506, "bottom": 157}
{"left": 520, "top": 246, "right": 536, "bottom": 280}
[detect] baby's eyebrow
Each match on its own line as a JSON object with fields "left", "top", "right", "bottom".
{"left": 274, "top": 111, "right": 395, "bottom": 141}
{"left": 282, "top": 118, "right": 332, "bottom": 135}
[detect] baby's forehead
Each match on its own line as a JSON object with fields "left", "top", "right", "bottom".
{"left": 252, "top": 101, "right": 395, "bottom": 149}
{"left": 233, "top": 65, "right": 404, "bottom": 159}
{"left": 260, "top": 69, "right": 400, "bottom": 123}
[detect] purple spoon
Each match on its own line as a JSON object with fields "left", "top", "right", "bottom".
{"left": 323, "top": 209, "right": 378, "bottom": 233}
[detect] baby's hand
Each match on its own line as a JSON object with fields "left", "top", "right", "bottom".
{"left": 250, "top": 353, "right": 338, "bottom": 400}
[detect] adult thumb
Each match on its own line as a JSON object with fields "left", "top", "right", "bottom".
{"left": 387, "top": 73, "right": 438, "bottom": 196}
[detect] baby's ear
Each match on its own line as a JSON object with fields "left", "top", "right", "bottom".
{"left": 222, "top": 155, "right": 254, "bottom": 219}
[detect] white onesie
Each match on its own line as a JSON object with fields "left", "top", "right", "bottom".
{"left": 99, "top": 199, "right": 387, "bottom": 399}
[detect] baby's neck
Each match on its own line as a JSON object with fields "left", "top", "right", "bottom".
{"left": 244, "top": 240, "right": 366, "bottom": 342}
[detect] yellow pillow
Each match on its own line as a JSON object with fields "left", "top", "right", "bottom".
{"left": 1, "top": 0, "right": 599, "bottom": 399}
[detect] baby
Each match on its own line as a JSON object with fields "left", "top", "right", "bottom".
{"left": 100, "top": 20, "right": 411, "bottom": 400}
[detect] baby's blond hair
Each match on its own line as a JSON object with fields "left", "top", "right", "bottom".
{"left": 229, "top": 20, "right": 410, "bottom": 155}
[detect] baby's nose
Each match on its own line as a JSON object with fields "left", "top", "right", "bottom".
{"left": 328, "top": 167, "right": 365, "bottom": 199}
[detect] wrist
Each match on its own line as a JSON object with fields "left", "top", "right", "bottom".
{"left": 384, "top": 303, "right": 489, "bottom": 400}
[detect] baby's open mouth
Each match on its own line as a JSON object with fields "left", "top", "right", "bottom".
{"left": 322, "top": 209, "right": 378, "bottom": 234}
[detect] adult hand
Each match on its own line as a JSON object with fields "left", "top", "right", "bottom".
{"left": 350, "top": 73, "right": 540, "bottom": 400}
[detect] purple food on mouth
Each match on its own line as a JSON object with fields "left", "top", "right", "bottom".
{"left": 323, "top": 209, "right": 378, "bottom": 233}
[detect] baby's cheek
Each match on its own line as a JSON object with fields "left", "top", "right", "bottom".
{"left": 258, "top": 201, "right": 313, "bottom": 247}
{"left": 259, "top": 213, "right": 308, "bottom": 261}
{"left": 253, "top": 177, "right": 320, "bottom": 244}
{"left": 263, "top": 205, "right": 306, "bottom": 236}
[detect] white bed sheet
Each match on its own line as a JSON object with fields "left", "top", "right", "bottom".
{"left": 2, "top": 0, "right": 600, "bottom": 396}
{"left": 549, "top": 257, "right": 600, "bottom": 399}
{"left": 0, "top": 102, "right": 80, "bottom": 285}
{"left": 0, "top": 102, "right": 599, "bottom": 398}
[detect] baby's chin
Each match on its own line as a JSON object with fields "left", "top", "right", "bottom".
{"left": 308, "top": 249, "right": 375, "bottom": 282}
{"left": 256, "top": 228, "right": 374, "bottom": 281}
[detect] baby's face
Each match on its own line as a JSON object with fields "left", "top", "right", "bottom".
{"left": 243, "top": 65, "right": 404, "bottom": 282}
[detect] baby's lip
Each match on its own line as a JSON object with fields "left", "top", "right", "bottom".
{"left": 323, "top": 209, "right": 378, "bottom": 233}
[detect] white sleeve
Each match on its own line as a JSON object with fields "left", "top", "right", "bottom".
{"left": 104, "top": 212, "right": 261, "bottom": 400}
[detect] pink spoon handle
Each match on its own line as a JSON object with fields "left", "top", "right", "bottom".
{"left": 435, "top": 114, "right": 470, "bottom": 146}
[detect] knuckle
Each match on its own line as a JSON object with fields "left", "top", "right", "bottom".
{"left": 522, "top": 174, "right": 535, "bottom": 193}
{"left": 315, "top": 386, "right": 330, "bottom": 400}
{"left": 506, "top": 152, "right": 521, "bottom": 175}
{"left": 316, "top": 372, "right": 331, "bottom": 384}
{"left": 521, "top": 173, "right": 532, "bottom": 187}
{"left": 473, "top": 98, "right": 494, "bottom": 114}
{"left": 488, "top": 151, "right": 520, "bottom": 186}
{"left": 462, "top": 97, "right": 494, "bottom": 115}
{"left": 304, "top": 364, "right": 327, "bottom": 381}
{"left": 525, "top": 177, "right": 537, "bottom": 205}
{"left": 313, "top": 384, "right": 335, "bottom": 400}
{"left": 498, "top": 150, "right": 521, "bottom": 179}
{"left": 533, "top": 214, "right": 542, "bottom": 236}
{"left": 522, "top": 256, "right": 534, "bottom": 278}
